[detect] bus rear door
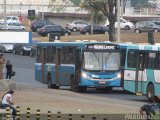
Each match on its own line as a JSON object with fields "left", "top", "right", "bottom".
{"left": 55, "top": 48, "right": 61, "bottom": 86}
{"left": 135, "top": 52, "right": 145, "bottom": 95}
{"left": 42, "top": 47, "right": 47, "bottom": 84}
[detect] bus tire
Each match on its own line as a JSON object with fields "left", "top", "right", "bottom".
{"left": 48, "top": 79, "right": 52, "bottom": 88}
{"left": 70, "top": 76, "right": 78, "bottom": 92}
{"left": 52, "top": 84, "right": 59, "bottom": 89}
{"left": 146, "top": 83, "right": 155, "bottom": 99}
{"left": 47, "top": 74, "right": 53, "bottom": 88}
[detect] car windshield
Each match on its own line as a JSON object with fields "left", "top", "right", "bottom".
{"left": 83, "top": 51, "right": 120, "bottom": 71}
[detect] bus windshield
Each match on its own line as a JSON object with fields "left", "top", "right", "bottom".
{"left": 83, "top": 51, "right": 120, "bottom": 71}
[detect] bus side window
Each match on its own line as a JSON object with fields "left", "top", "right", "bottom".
{"left": 146, "top": 52, "right": 156, "bottom": 69}
{"left": 121, "top": 49, "right": 126, "bottom": 67}
{"left": 157, "top": 53, "right": 160, "bottom": 69}
{"left": 62, "top": 47, "right": 75, "bottom": 64}
{"left": 37, "top": 46, "right": 42, "bottom": 63}
{"left": 127, "top": 51, "right": 137, "bottom": 68}
{"left": 47, "top": 46, "right": 52, "bottom": 63}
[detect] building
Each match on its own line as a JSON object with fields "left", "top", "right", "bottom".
{"left": 0, "top": 0, "right": 84, "bottom": 16}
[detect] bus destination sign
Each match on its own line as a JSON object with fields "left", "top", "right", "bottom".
{"left": 86, "top": 44, "right": 116, "bottom": 50}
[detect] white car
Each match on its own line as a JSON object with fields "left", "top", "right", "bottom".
{"left": 0, "top": 43, "right": 13, "bottom": 52}
{"left": 6, "top": 23, "right": 25, "bottom": 31}
{"left": 104, "top": 18, "right": 134, "bottom": 30}
{"left": 65, "top": 20, "right": 90, "bottom": 31}
{"left": 0, "top": 16, "right": 20, "bottom": 24}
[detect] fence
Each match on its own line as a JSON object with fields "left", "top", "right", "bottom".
{"left": 0, "top": 106, "right": 110, "bottom": 120}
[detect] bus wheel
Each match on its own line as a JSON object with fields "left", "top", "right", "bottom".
{"left": 146, "top": 83, "right": 155, "bottom": 99}
{"left": 47, "top": 74, "right": 53, "bottom": 88}
{"left": 70, "top": 76, "right": 78, "bottom": 92}
{"left": 52, "top": 84, "right": 59, "bottom": 89}
{"left": 48, "top": 79, "right": 52, "bottom": 88}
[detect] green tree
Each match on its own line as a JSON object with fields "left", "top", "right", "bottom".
{"left": 82, "top": 0, "right": 117, "bottom": 42}
{"left": 70, "top": 0, "right": 81, "bottom": 6}
{"left": 49, "top": 0, "right": 74, "bottom": 13}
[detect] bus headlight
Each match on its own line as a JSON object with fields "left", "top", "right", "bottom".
{"left": 117, "top": 73, "right": 121, "bottom": 79}
{"left": 81, "top": 72, "right": 89, "bottom": 79}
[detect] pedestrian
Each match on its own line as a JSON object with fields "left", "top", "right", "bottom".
{"left": 139, "top": 96, "right": 160, "bottom": 120}
{"left": 5, "top": 60, "right": 12, "bottom": 79}
{"left": 1, "top": 90, "right": 17, "bottom": 118}
{"left": 0, "top": 54, "right": 5, "bottom": 79}
{"left": 18, "top": 14, "right": 23, "bottom": 23}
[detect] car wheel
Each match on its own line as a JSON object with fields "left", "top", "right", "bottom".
{"left": 30, "top": 51, "right": 33, "bottom": 57}
{"left": 36, "top": 27, "right": 40, "bottom": 32}
{"left": 20, "top": 51, "right": 24, "bottom": 56}
{"left": 2, "top": 48, "right": 5, "bottom": 53}
{"left": 105, "top": 31, "right": 108, "bottom": 34}
{"left": 135, "top": 29, "right": 140, "bottom": 33}
{"left": 64, "top": 33, "right": 69, "bottom": 36}
{"left": 72, "top": 27, "right": 77, "bottom": 32}
{"left": 85, "top": 32, "right": 89, "bottom": 35}
{"left": 13, "top": 49, "right": 16, "bottom": 54}
{"left": 153, "top": 29, "right": 158, "bottom": 33}
{"left": 125, "top": 25, "right": 130, "bottom": 30}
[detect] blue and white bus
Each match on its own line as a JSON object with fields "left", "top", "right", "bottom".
{"left": 122, "top": 43, "right": 160, "bottom": 98}
{"left": 35, "top": 41, "right": 123, "bottom": 92}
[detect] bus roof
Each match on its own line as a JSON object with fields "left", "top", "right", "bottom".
{"left": 35, "top": 41, "right": 120, "bottom": 47}
{"left": 119, "top": 42, "right": 160, "bottom": 51}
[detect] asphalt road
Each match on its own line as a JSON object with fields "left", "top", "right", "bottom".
{"left": 2, "top": 52, "right": 147, "bottom": 108}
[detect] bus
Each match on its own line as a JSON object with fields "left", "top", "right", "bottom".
{"left": 35, "top": 41, "right": 123, "bottom": 92}
{"left": 122, "top": 43, "right": 160, "bottom": 98}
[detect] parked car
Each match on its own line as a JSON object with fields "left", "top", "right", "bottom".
{"left": 134, "top": 21, "right": 160, "bottom": 33}
{"left": 0, "top": 22, "right": 4, "bottom": 30}
{"left": 0, "top": 16, "right": 20, "bottom": 24}
{"left": 104, "top": 18, "right": 134, "bottom": 30}
{"left": 30, "top": 20, "right": 55, "bottom": 32}
{"left": 150, "top": 19, "right": 160, "bottom": 25}
{"left": 6, "top": 22, "right": 25, "bottom": 31}
{"left": 38, "top": 25, "right": 71, "bottom": 37}
{"left": 12, "top": 43, "right": 32, "bottom": 56}
{"left": 80, "top": 24, "right": 108, "bottom": 35}
{"left": 65, "top": 20, "right": 90, "bottom": 32}
{"left": 0, "top": 43, "right": 13, "bottom": 52}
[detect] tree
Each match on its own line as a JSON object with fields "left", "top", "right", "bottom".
{"left": 49, "top": 0, "right": 74, "bottom": 13}
{"left": 82, "top": 0, "right": 117, "bottom": 42}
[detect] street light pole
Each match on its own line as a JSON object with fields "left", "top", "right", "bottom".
{"left": 4, "top": 0, "right": 6, "bottom": 30}
{"left": 117, "top": 0, "right": 121, "bottom": 42}
{"left": 42, "top": 0, "right": 44, "bottom": 20}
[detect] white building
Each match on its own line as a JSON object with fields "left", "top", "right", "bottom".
{"left": 0, "top": 0, "right": 86, "bottom": 15}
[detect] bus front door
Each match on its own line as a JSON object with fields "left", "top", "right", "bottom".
{"left": 135, "top": 52, "right": 145, "bottom": 95}
{"left": 42, "top": 47, "right": 47, "bottom": 84}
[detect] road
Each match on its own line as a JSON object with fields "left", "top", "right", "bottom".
{"left": 2, "top": 52, "right": 147, "bottom": 114}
